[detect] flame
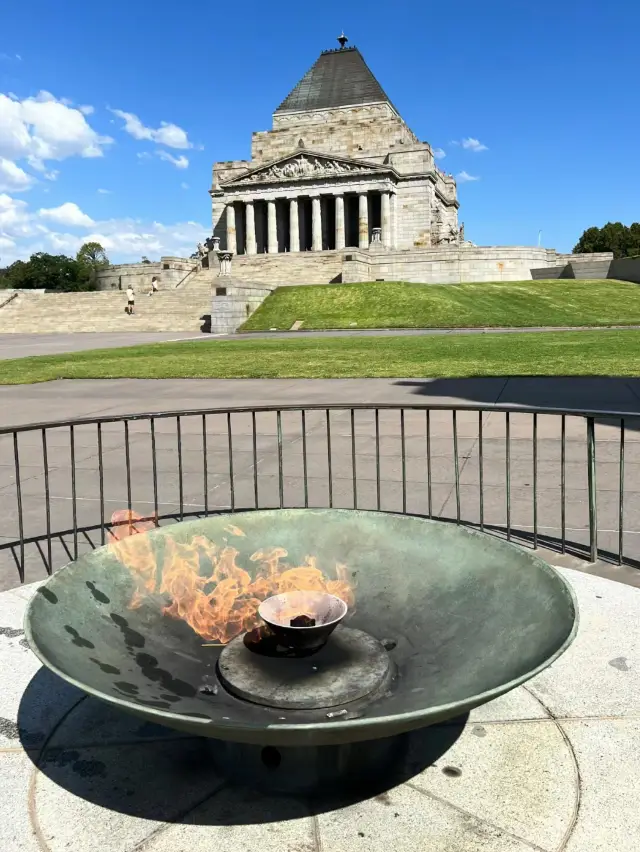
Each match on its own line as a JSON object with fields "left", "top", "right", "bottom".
{"left": 107, "top": 511, "right": 355, "bottom": 644}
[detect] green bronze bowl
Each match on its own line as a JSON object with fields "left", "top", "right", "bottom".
{"left": 25, "top": 510, "right": 577, "bottom": 747}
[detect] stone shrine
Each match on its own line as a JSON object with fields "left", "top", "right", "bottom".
{"left": 89, "top": 34, "right": 613, "bottom": 327}
{"left": 211, "top": 36, "right": 461, "bottom": 257}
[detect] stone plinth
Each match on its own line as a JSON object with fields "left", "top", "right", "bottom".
{"left": 210, "top": 278, "right": 275, "bottom": 333}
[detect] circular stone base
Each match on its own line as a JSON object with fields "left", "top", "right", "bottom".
{"left": 217, "top": 625, "right": 391, "bottom": 709}
{"left": 208, "top": 735, "right": 407, "bottom": 796}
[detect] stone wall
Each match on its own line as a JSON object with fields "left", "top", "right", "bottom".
{"left": 250, "top": 104, "right": 421, "bottom": 166}
{"left": 395, "top": 180, "right": 432, "bottom": 249}
{"left": 95, "top": 257, "right": 195, "bottom": 292}
{"left": 232, "top": 251, "right": 343, "bottom": 286}
{"left": 342, "top": 246, "right": 608, "bottom": 284}
{"left": 210, "top": 281, "right": 277, "bottom": 333}
{"left": 532, "top": 255, "right": 639, "bottom": 283}
{"left": 609, "top": 257, "right": 640, "bottom": 283}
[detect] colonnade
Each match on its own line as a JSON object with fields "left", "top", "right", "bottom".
{"left": 225, "top": 190, "right": 392, "bottom": 255}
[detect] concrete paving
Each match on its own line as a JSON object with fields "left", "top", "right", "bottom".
{"left": 0, "top": 568, "right": 637, "bottom": 850}
{"left": 229, "top": 323, "right": 640, "bottom": 340}
{"left": 0, "top": 332, "right": 205, "bottom": 360}
{"left": 1, "top": 376, "right": 640, "bottom": 592}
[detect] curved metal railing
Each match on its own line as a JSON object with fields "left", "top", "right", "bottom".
{"left": 0, "top": 403, "right": 635, "bottom": 585}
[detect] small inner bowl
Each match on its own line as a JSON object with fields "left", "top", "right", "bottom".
{"left": 258, "top": 591, "right": 348, "bottom": 654}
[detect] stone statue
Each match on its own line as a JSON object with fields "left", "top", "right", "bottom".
{"left": 460, "top": 222, "right": 465, "bottom": 241}
{"left": 197, "top": 242, "right": 205, "bottom": 257}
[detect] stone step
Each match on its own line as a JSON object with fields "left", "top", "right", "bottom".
{"left": 0, "top": 286, "right": 213, "bottom": 334}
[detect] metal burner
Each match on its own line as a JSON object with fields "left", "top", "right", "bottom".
{"left": 258, "top": 590, "right": 348, "bottom": 654}
{"left": 218, "top": 625, "right": 392, "bottom": 709}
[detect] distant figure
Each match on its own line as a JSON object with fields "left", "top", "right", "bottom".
{"left": 149, "top": 276, "right": 159, "bottom": 296}
{"left": 126, "top": 285, "right": 135, "bottom": 315}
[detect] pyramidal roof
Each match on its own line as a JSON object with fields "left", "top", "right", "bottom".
{"left": 275, "top": 46, "right": 397, "bottom": 115}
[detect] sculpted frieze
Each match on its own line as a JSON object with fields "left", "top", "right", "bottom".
{"left": 226, "top": 154, "right": 382, "bottom": 186}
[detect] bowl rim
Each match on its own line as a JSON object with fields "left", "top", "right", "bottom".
{"left": 23, "top": 508, "right": 580, "bottom": 740}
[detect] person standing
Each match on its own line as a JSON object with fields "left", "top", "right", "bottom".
{"left": 126, "top": 285, "right": 135, "bottom": 315}
{"left": 149, "top": 276, "right": 159, "bottom": 296}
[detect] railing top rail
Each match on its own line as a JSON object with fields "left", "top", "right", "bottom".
{"left": 0, "top": 402, "right": 636, "bottom": 437}
{"left": 174, "top": 263, "right": 199, "bottom": 289}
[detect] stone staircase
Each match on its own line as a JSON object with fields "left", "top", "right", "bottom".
{"left": 232, "top": 251, "right": 344, "bottom": 285}
{"left": 0, "top": 268, "right": 212, "bottom": 333}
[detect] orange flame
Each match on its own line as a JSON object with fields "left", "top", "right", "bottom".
{"left": 107, "top": 511, "right": 355, "bottom": 644}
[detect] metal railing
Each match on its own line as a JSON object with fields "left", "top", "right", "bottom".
{"left": 173, "top": 262, "right": 199, "bottom": 289}
{"left": 0, "top": 290, "right": 20, "bottom": 310}
{"left": 0, "top": 403, "right": 635, "bottom": 584}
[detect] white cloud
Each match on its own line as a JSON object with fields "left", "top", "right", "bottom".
{"left": 38, "top": 201, "right": 95, "bottom": 227}
{"left": 180, "top": 182, "right": 189, "bottom": 190}
{"left": 0, "top": 53, "right": 21, "bottom": 62}
{"left": 0, "top": 91, "right": 112, "bottom": 173}
{"left": 79, "top": 105, "right": 94, "bottom": 116}
{"left": 110, "top": 108, "right": 192, "bottom": 149}
{"left": 460, "top": 137, "right": 488, "bottom": 152}
{"left": 155, "top": 150, "right": 189, "bottom": 169}
{"left": 97, "top": 188, "right": 112, "bottom": 194}
{"left": 43, "top": 169, "right": 59, "bottom": 181}
{"left": 0, "top": 157, "right": 34, "bottom": 192}
{"left": 432, "top": 147, "right": 446, "bottom": 160}
{"left": 457, "top": 171, "right": 480, "bottom": 183}
{"left": 0, "top": 193, "right": 208, "bottom": 264}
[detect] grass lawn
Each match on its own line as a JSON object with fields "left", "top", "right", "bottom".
{"left": 2, "top": 330, "right": 640, "bottom": 384}
{"left": 240, "top": 279, "right": 640, "bottom": 331}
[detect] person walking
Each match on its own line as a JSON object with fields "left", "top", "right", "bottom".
{"left": 126, "top": 285, "right": 135, "bottom": 315}
{"left": 149, "top": 277, "right": 159, "bottom": 296}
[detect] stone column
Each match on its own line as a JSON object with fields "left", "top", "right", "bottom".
{"left": 289, "top": 197, "right": 300, "bottom": 252}
{"left": 267, "top": 200, "right": 278, "bottom": 254}
{"left": 381, "top": 191, "right": 391, "bottom": 247}
{"left": 245, "top": 201, "right": 257, "bottom": 255}
{"left": 226, "top": 203, "right": 237, "bottom": 254}
{"left": 358, "top": 192, "right": 369, "bottom": 249}
{"left": 335, "top": 194, "right": 345, "bottom": 250}
{"left": 312, "top": 196, "right": 322, "bottom": 251}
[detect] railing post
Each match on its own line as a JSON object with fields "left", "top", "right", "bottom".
{"left": 586, "top": 417, "right": 598, "bottom": 562}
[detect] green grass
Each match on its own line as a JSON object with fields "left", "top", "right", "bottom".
{"left": 2, "top": 330, "right": 640, "bottom": 384}
{"left": 239, "top": 279, "right": 640, "bottom": 331}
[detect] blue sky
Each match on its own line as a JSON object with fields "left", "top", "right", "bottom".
{"left": 1, "top": 0, "right": 637, "bottom": 263}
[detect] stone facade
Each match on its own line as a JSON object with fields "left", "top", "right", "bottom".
{"left": 210, "top": 44, "right": 460, "bottom": 260}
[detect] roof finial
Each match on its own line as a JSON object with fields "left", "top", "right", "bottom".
{"left": 337, "top": 31, "right": 348, "bottom": 49}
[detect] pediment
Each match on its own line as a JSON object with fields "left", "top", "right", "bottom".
{"left": 221, "top": 150, "right": 389, "bottom": 187}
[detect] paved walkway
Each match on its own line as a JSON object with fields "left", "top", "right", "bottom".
{"left": 2, "top": 325, "right": 640, "bottom": 359}
{"left": 229, "top": 323, "right": 640, "bottom": 340}
{"left": 1, "top": 568, "right": 638, "bottom": 851}
{"left": 0, "top": 332, "right": 204, "bottom": 360}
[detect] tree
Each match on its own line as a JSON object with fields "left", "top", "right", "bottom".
{"left": 573, "top": 222, "right": 640, "bottom": 258}
{"left": 77, "top": 241, "right": 109, "bottom": 269}
{"left": 76, "top": 242, "right": 109, "bottom": 286}
{"left": 1, "top": 252, "right": 95, "bottom": 291}
{"left": 141, "top": 256, "right": 152, "bottom": 264}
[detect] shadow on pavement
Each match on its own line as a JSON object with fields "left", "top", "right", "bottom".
{"left": 20, "top": 666, "right": 466, "bottom": 823}
{"left": 393, "top": 376, "right": 640, "bottom": 429}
